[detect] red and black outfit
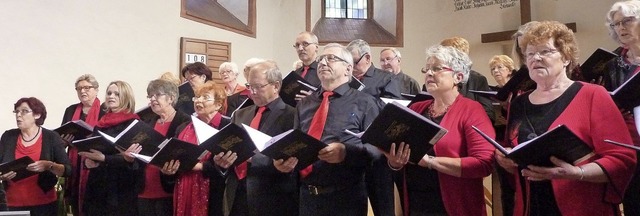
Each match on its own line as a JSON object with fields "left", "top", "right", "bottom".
{"left": 137, "top": 111, "right": 191, "bottom": 216}
{"left": 82, "top": 111, "right": 140, "bottom": 216}
{"left": 169, "top": 112, "right": 229, "bottom": 216}
{"left": 0, "top": 128, "right": 72, "bottom": 216}
{"left": 61, "top": 98, "right": 104, "bottom": 216}
{"left": 506, "top": 82, "right": 636, "bottom": 216}
{"left": 395, "top": 95, "right": 495, "bottom": 216}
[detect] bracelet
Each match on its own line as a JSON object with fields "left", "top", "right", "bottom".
{"left": 426, "top": 155, "right": 435, "bottom": 169}
{"left": 578, "top": 166, "right": 585, "bottom": 181}
{"left": 387, "top": 160, "right": 402, "bottom": 171}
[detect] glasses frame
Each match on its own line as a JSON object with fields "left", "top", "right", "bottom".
{"left": 245, "top": 82, "right": 275, "bottom": 93}
{"left": 293, "top": 41, "right": 317, "bottom": 49}
{"left": 75, "top": 86, "right": 95, "bottom": 91}
{"left": 316, "top": 54, "right": 349, "bottom": 64}
{"left": 525, "top": 49, "right": 559, "bottom": 60}
{"left": 380, "top": 55, "right": 399, "bottom": 64}
{"left": 354, "top": 53, "right": 368, "bottom": 65}
{"left": 147, "top": 93, "right": 167, "bottom": 100}
{"left": 421, "top": 65, "right": 454, "bottom": 74}
{"left": 192, "top": 96, "right": 215, "bottom": 102}
{"left": 610, "top": 16, "right": 637, "bottom": 28}
{"left": 12, "top": 109, "right": 33, "bottom": 115}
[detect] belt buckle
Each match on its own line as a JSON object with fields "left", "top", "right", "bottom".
{"left": 308, "top": 185, "right": 319, "bottom": 195}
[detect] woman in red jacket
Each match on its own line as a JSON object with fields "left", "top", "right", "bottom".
{"left": 386, "top": 44, "right": 495, "bottom": 216}
{"left": 496, "top": 21, "right": 637, "bottom": 216}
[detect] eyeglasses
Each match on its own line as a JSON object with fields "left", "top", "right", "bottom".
{"left": 354, "top": 53, "right": 368, "bottom": 65}
{"left": 525, "top": 49, "right": 559, "bottom": 60}
{"left": 192, "top": 95, "right": 215, "bottom": 102}
{"left": 185, "top": 74, "right": 202, "bottom": 82}
{"left": 12, "top": 109, "right": 33, "bottom": 115}
{"left": 245, "top": 82, "right": 274, "bottom": 93}
{"left": 147, "top": 93, "right": 166, "bottom": 99}
{"left": 316, "top": 54, "right": 348, "bottom": 64}
{"left": 75, "top": 86, "right": 95, "bottom": 91}
{"left": 380, "top": 55, "right": 399, "bottom": 64}
{"left": 421, "top": 65, "right": 454, "bottom": 74}
{"left": 293, "top": 41, "right": 317, "bottom": 49}
{"left": 610, "top": 16, "right": 637, "bottom": 28}
{"left": 219, "top": 70, "right": 233, "bottom": 75}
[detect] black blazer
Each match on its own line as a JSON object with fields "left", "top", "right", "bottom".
{"left": 0, "top": 129, "right": 72, "bottom": 193}
{"left": 225, "top": 97, "right": 298, "bottom": 216}
{"left": 136, "top": 111, "right": 191, "bottom": 194}
{"left": 360, "top": 65, "right": 403, "bottom": 99}
{"left": 459, "top": 70, "right": 496, "bottom": 122}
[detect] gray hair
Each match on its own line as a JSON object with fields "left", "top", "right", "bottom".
{"left": 75, "top": 74, "right": 99, "bottom": 88}
{"left": 426, "top": 45, "right": 472, "bottom": 83}
{"left": 346, "top": 39, "right": 371, "bottom": 57}
{"left": 249, "top": 60, "right": 283, "bottom": 92}
{"left": 147, "top": 79, "right": 179, "bottom": 106}
{"left": 324, "top": 43, "right": 354, "bottom": 67}
{"left": 300, "top": 31, "right": 319, "bottom": 44}
{"left": 219, "top": 62, "right": 239, "bottom": 76}
{"left": 511, "top": 21, "right": 540, "bottom": 66}
{"left": 380, "top": 47, "right": 402, "bottom": 59}
{"left": 606, "top": 0, "right": 640, "bottom": 44}
{"left": 242, "top": 58, "right": 265, "bottom": 78}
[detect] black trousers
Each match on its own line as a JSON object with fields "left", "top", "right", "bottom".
{"left": 137, "top": 197, "right": 172, "bottom": 216}
{"left": 623, "top": 153, "right": 640, "bottom": 216}
{"left": 365, "top": 149, "right": 395, "bottom": 216}
{"left": 299, "top": 181, "right": 367, "bottom": 216}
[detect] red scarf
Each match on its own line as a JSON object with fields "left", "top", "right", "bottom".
{"left": 96, "top": 111, "right": 139, "bottom": 128}
{"left": 68, "top": 98, "right": 101, "bottom": 216}
{"left": 173, "top": 112, "right": 222, "bottom": 216}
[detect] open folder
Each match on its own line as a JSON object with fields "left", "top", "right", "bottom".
{"left": 96, "top": 119, "right": 164, "bottom": 156}
{"left": 244, "top": 126, "right": 327, "bottom": 169}
{"left": 472, "top": 125, "right": 593, "bottom": 167}
{"left": 131, "top": 137, "right": 207, "bottom": 172}
{"left": 54, "top": 120, "right": 94, "bottom": 140}
{"left": 346, "top": 101, "right": 447, "bottom": 163}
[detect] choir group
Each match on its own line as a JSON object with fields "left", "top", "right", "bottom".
{"left": 4, "top": 1, "right": 640, "bottom": 216}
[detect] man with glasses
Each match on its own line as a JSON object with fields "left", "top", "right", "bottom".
{"left": 225, "top": 58, "right": 265, "bottom": 116}
{"left": 215, "top": 60, "right": 298, "bottom": 216}
{"left": 346, "top": 39, "right": 397, "bottom": 216}
{"left": 380, "top": 48, "right": 421, "bottom": 95}
{"left": 274, "top": 43, "right": 383, "bottom": 215}
{"left": 291, "top": 32, "right": 322, "bottom": 104}
{"left": 346, "top": 39, "right": 402, "bottom": 100}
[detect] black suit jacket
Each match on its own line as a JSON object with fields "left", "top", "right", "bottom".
{"left": 225, "top": 97, "right": 298, "bottom": 216}
{"left": 459, "top": 70, "right": 496, "bottom": 122}
{"left": 359, "top": 65, "right": 402, "bottom": 99}
{"left": 294, "top": 61, "right": 321, "bottom": 88}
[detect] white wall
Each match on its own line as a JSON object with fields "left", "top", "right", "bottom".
{"left": 0, "top": 0, "right": 620, "bottom": 131}
{"left": 373, "top": 0, "right": 397, "bottom": 36}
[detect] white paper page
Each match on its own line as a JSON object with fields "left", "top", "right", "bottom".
{"left": 242, "top": 124, "right": 272, "bottom": 151}
{"left": 634, "top": 106, "right": 640, "bottom": 138}
{"left": 191, "top": 115, "right": 219, "bottom": 144}
{"left": 131, "top": 152, "right": 152, "bottom": 163}
{"left": 344, "top": 129, "right": 364, "bottom": 138}
{"left": 97, "top": 130, "right": 117, "bottom": 143}
{"left": 380, "top": 98, "right": 411, "bottom": 107}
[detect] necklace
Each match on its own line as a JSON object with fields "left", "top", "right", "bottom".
{"left": 226, "top": 83, "right": 238, "bottom": 96}
{"left": 21, "top": 127, "right": 41, "bottom": 143}
{"left": 159, "top": 110, "right": 177, "bottom": 125}
{"left": 428, "top": 102, "right": 450, "bottom": 118}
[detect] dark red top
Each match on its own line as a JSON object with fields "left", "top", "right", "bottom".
{"left": 7, "top": 136, "right": 56, "bottom": 206}
{"left": 139, "top": 122, "right": 173, "bottom": 199}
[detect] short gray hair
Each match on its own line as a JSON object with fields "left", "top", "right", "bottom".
{"left": 324, "top": 43, "right": 354, "bottom": 67}
{"left": 219, "top": 62, "right": 239, "bottom": 76}
{"left": 380, "top": 47, "right": 402, "bottom": 59}
{"left": 249, "top": 60, "right": 283, "bottom": 92}
{"left": 75, "top": 74, "right": 99, "bottom": 88}
{"left": 426, "top": 45, "right": 472, "bottom": 83}
{"left": 346, "top": 39, "right": 371, "bottom": 57}
{"left": 606, "top": 0, "right": 640, "bottom": 44}
{"left": 147, "top": 79, "right": 179, "bottom": 106}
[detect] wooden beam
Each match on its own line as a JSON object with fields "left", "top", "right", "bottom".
{"left": 520, "top": 0, "right": 531, "bottom": 24}
{"left": 481, "top": 22, "right": 577, "bottom": 43}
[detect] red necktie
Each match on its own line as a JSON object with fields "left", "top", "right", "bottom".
{"left": 300, "top": 66, "right": 310, "bottom": 78}
{"left": 300, "top": 91, "right": 333, "bottom": 178}
{"left": 235, "top": 106, "right": 266, "bottom": 180}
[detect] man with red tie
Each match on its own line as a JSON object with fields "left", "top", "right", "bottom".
{"left": 275, "top": 43, "right": 384, "bottom": 215}
{"left": 293, "top": 31, "right": 321, "bottom": 88}
{"left": 214, "top": 60, "right": 298, "bottom": 216}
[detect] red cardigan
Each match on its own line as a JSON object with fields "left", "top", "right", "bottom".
{"left": 409, "top": 94, "right": 495, "bottom": 216}
{"left": 508, "top": 83, "right": 637, "bottom": 216}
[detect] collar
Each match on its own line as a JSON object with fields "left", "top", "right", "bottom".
{"left": 314, "top": 83, "right": 350, "bottom": 99}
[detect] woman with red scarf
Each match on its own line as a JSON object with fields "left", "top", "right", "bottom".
{"left": 60, "top": 74, "right": 105, "bottom": 216}
{"left": 0, "top": 97, "right": 72, "bottom": 215}
{"left": 161, "top": 81, "right": 230, "bottom": 216}
{"left": 78, "top": 80, "right": 140, "bottom": 216}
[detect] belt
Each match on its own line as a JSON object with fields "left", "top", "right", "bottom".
{"left": 305, "top": 182, "right": 358, "bottom": 195}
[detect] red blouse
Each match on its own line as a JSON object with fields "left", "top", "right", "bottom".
{"left": 139, "top": 122, "right": 173, "bottom": 199}
{"left": 7, "top": 136, "right": 56, "bottom": 207}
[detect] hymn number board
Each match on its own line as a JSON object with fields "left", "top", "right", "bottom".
{"left": 179, "top": 37, "right": 231, "bottom": 84}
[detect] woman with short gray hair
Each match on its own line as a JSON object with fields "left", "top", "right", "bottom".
{"left": 219, "top": 62, "right": 246, "bottom": 96}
